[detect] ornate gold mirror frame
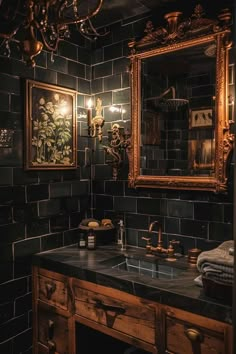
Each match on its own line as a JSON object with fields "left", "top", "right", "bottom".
{"left": 128, "top": 5, "right": 234, "bottom": 193}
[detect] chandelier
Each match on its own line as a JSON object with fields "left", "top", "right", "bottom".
{"left": 0, "top": 0, "right": 106, "bottom": 67}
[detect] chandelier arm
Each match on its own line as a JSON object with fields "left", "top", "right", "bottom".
{"left": 37, "top": 27, "right": 62, "bottom": 52}
{"left": 57, "top": 0, "right": 104, "bottom": 26}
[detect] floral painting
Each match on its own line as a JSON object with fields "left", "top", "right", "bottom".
{"left": 25, "top": 80, "right": 77, "bottom": 170}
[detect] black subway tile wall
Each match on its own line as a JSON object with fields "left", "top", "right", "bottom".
{"left": 0, "top": 37, "right": 90, "bottom": 352}
{"left": 0, "top": 6, "right": 234, "bottom": 354}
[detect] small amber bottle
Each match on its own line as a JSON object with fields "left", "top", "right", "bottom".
{"left": 87, "top": 229, "right": 96, "bottom": 250}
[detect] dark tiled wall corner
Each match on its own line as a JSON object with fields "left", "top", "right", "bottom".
{"left": 0, "top": 38, "right": 91, "bottom": 352}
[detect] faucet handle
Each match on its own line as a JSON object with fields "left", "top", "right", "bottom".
{"left": 142, "top": 237, "right": 152, "bottom": 253}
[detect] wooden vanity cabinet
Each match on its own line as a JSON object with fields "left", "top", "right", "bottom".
{"left": 161, "top": 305, "right": 232, "bottom": 354}
{"left": 32, "top": 266, "right": 232, "bottom": 354}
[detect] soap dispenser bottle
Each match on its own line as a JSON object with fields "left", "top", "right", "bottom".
{"left": 87, "top": 229, "right": 96, "bottom": 250}
{"left": 118, "top": 220, "right": 126, "bottom": 251}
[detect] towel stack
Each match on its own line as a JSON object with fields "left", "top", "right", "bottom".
{"left": 195, "top": 240, "right": 234, "bottom": 287}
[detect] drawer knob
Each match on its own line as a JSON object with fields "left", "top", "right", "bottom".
{"left": 45, "top": 282, "right": 56, "bottom": 300}
{"left": 185, "top": 328, "right": 203, "bottom": 342}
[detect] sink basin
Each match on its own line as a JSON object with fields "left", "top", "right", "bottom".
{"left": 100, "top": 253, "right": 187, "bottom": 280}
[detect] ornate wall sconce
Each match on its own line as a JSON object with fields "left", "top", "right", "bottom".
{"left": 87, "top": 98, "right": 105, "bottom": 142}
{"left": 103, "top": 123, "right": 131, "bottom": 180}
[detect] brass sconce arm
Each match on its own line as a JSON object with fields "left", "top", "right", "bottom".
{"left": 87, "top": 98, "right": 105, "bottom": 142}
{"left": 103, "top": 123, "right": 131, "bottom": 180}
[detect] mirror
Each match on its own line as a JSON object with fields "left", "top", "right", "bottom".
{"left": 128, "top": 5, "right": 234, "bottom": 193}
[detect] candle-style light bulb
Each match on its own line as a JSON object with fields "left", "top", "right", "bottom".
{"left": 87, "top": 98, "right": 93, "bottom": 132}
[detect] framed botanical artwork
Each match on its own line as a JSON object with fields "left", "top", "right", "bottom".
{"left": 189, "top": 108, "right": 213, "bottom": 129}
{"left": 25, "top": 79, "right": 77, "bottom": 170}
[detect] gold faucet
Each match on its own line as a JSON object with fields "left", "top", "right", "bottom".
{"left": 142, "top": 220, "right": 180, "bottom": 257}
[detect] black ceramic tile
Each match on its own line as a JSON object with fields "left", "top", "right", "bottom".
{"left": 125, "top": 213, "right": 149, "bottom": 230}
{"left": 35, "top": 50, "right": 47, "bottom": 68}
{"left": 224, "top": 204, "right": 233, "bottom": 223}
{"left": 0, "top": 206, "right": 12, "bottom": 224}
{"left": 50, "top": 182, "right": 71, "bottom": 198}
{"left": 38, "top": 199, "right": 62, "bottom": 217}
{"left": 14, "top": 238, "right": 41, "bottom": 258}
{"left": 91, "top": 78, "right": 103, "bottom": 94}
{"left": 181, "top": 219, "right": 208, "bottom": 239}
{"left": 0, "top": 338, "right": 12, "bottom": 353}
{"left": 105, "top": 181, "right": 124, "bottom": 195}
{"left": 37, "top": 171, "right": 62, "bottom": 183}
{"left": 57, "top": 72, "right": 77, "bottom": 90}
{"left": 164, "top": 217, "right": 180, "bottom": 234}
{"left": 0, "top": 74, "right": 20, "bottom": 94}
{"left": 68, "top": 61, "right": 86, "bottom": 78}
{"left": 0, "top": 223, "right": 25, "bottom": 243}
{"left": 27, "top": 219, "right": 49, "bottom": 237}
{"left": 27, "top": 184, "right": 49, "bottom": 202}
{"left": 77, "top": 47, "right": 91, "bottom": 65}
{"left": 77, "top": 78, "right": 90, "bottom": 94}
{"left": 93, "top": 61, "right": 112, "bottom": 79}
{"left": 137, "top": 197, "right": 161, "bottom": 215}
{"left": 95, "top": 194, "right": 113, "bottom": 211}
{"left": 209, "top": 222, "right": 233, "bottom": 241}
{"left": 95, "top": 91, "right": 112, "bottom": 106}
{"left": 104, "top": 43, "right": 123, "bottom": 61}
{"left": 58, "top": 41, "right": 78, "bottom": 61}
{"left": 114, "top": 196, "right": 136, "bottom": 212}
{"left": 113, "top": 57, "right": 130, "bottom": 74}
{"left": 0, "top": 278, "right": 27, "bottom": 303}
{"left": 15, "top": 293, "right": 32, "bottom": 316}
{"left": 34, "top": 67, "right": 57, "bottom": 85}
{"left": 72, "top": 181, "right": 89, "bottom": 196}
{"left": 113, "top": 88, "right": 130, "bottom": 104}
{"left": 41, "top": 232, "right": 64, "bottom": 251}
{"left": 0, "top": 313, "right": 28, "bottom": 343}
{"left": 12, "top": 328, "right": 32, "bottom": 354}
{"left": 167, "top": 200, "right": 194, "bottom": 218}
{"left": 104, "top": 74, "right": 122, "bottom": 91}
{"left": 0, "top": 302, "right": 13, "bottom": 325}
{"left": 194, "top": 202, "right": 223, "bottom": 222}
{"left": 0, "top": 92, "right": 9, "bottom": 111}
{"left": 92, "top": 48, "right": 104, "bottom": 65}
{"left": 47, "top": 54, "right": 68, "bottom": 73}
{"left": 51, "top": 214, "right": 70, "bottom": 232}
{"left": 63, "top": 228, "right": 79, "bottom": 246}
{"left": 113, "top": 22, "right": 134, "bottom": 42}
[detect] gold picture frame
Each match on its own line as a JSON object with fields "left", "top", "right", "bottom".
{"left": 190, "top": 108, "right": 213, "bottom": 129}
{"left": 25, "top": 79, "right": 77, "bottom": 170}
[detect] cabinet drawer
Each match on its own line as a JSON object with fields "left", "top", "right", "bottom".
{"left": 38, "top": 269, "right": 68, "bottom": 310}
{"left": 162, "top": 306, "right": 232, "bottom": 354}
{"left": 73, "top": 279, "right": 157, "bottom": 346}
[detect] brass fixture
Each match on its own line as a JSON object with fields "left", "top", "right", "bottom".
{"left": 88, "top": 98, "right": 105, "bottom": 142}
{"left": 142, "top": 220, "right": 180, "bottom": 257}
{"left": 0, "top": 0, "right": 107, "bottom": 66}
{"left": 128, "top": 4, "right": 234, "bottom": 193}
{"left": 103, "top": 123, "right": 131, "bottom": 180}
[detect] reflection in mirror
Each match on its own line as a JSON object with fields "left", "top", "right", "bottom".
{"left": 141, "top": 42, "right": 215, "bottom": 178}
{"left": 128, "top": 5, "right": 234, "bottom": 193}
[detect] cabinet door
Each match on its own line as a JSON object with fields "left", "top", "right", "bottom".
{"left": 37, "top": 305, "right": 73, "bottom": 354}
{"left": 161, "top": 306, "right": 232, "bottom": 354}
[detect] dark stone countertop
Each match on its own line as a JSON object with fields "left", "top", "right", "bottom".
{"left": 32, "top": 244, "right": 232, "bottom": 325}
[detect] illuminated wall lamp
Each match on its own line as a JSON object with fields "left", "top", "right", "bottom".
{"left": 87, "top": 98, "right": 104, "bottom": 142}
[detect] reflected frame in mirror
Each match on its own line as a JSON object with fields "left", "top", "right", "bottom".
{"left": 128, "top": 5, "right": 234, "bottom": 193}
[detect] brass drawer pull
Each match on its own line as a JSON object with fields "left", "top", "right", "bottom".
{"left": 94, "top": 299, "right": 126, "bottom": 314}
{"left": 47, "top": 339, "right": 56, "bottom": 353}
{"left": 185, "top": 328, "right": 203, "bottom": 342}
{"left": 45, "top": 282, "right": 56, "bottom": 299}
